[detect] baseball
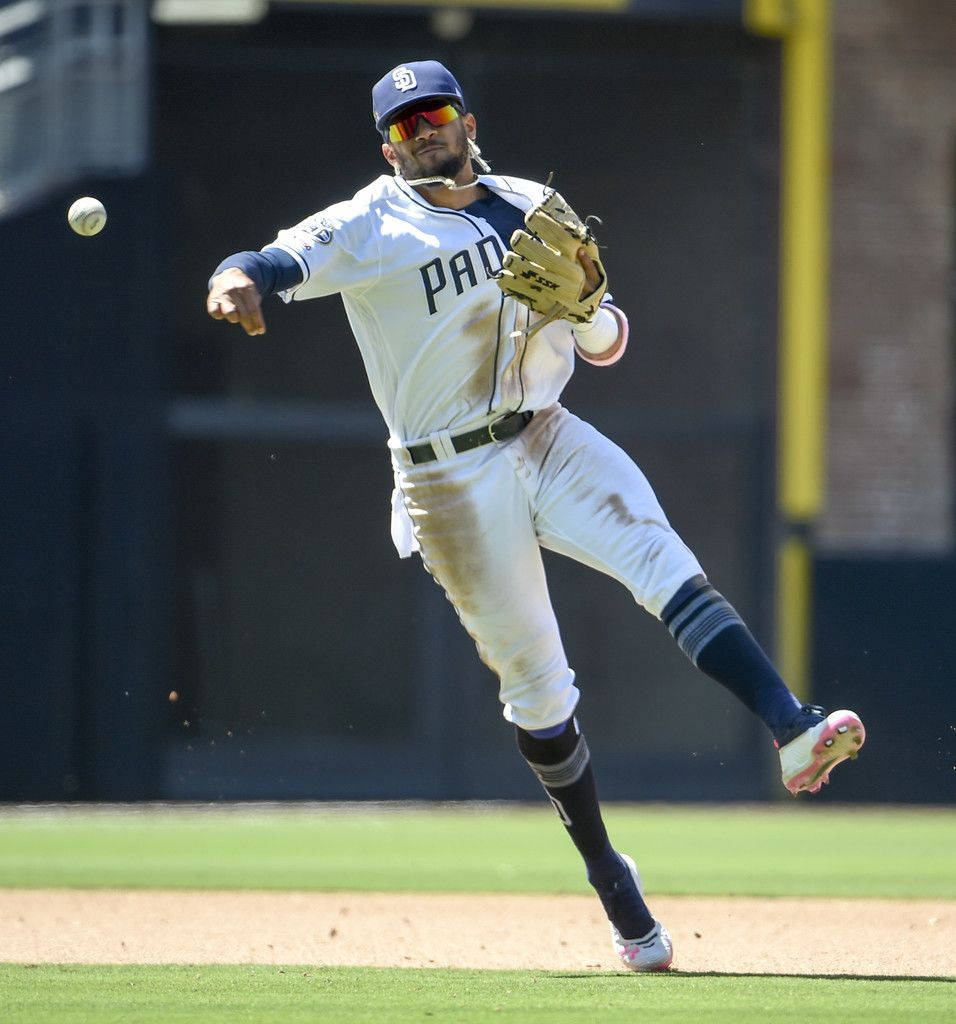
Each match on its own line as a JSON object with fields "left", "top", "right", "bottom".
{"left": 67, "top": 197, "right": 107, "bottom": 236}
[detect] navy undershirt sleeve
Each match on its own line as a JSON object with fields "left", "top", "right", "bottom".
{"left": 209, "top": 246, "right": 303, "bottom": 298}
{"left": 463, "top": 193, "right": 525, "bottom": 246}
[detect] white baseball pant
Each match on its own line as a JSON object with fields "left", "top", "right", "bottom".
{"left": 393, "top": 403, "right": 704, "bottom": 731}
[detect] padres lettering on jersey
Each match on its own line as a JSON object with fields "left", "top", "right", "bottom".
{"left": 270, "top": 174, "right": 576, "bottom": 444}
{"left": 419, "top": 234, "right": 505, "bottom": 315}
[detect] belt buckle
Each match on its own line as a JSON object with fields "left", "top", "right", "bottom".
{"left": 488, "top": 413, "right": 512, "bottom": 444}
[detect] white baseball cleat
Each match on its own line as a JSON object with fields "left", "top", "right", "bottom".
{"left": 610, "top": 854, "right": 673, "bottom": 972}
{"left": 613, "top": 920, "right": 674, "bottom": 973}
{"left": 777, "top": 707, "right": 865, "bottom": 796}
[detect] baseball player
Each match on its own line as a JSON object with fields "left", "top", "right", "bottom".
{"left": 206, "top": 60, "right": 865, "bottom": 972}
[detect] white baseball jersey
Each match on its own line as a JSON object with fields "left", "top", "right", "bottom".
{"left": 270, "top": 173, "right": 573, "bottom": 445}
{"left": 266, "top": 171, "right": 703, "bottom": 731}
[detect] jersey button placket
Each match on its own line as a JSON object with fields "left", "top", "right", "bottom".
{"left": 502, "top": 440, "right": 531, "bottom": 484}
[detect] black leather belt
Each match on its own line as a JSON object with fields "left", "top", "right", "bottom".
{"left": 407, "top": 410, "right": 534, "bottom": 465}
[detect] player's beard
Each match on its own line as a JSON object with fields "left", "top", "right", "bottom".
{"left": 398, "top": 122, "right": 470, "bottom": 185}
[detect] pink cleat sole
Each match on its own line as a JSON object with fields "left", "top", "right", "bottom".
{"left": 778, "top": 710, "right": 865, "bottom": 796}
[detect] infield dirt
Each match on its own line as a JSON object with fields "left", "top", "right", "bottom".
{"left": 1, "top": 890, "right": 951, "bottom": 976}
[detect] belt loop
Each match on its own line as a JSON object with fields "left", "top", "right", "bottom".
{"left": 427, "top": 429, "right": 457, "bottom": 461}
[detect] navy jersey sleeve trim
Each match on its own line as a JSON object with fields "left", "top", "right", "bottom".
{"left": 209, "top": 247, "right": 303, "bottom": 297}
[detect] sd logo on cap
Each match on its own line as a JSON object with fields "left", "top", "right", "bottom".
{"left": 372, "top": 59, "right": 466, "bottom": 134}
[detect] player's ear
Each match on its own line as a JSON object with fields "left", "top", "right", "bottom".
{"left": 382, "top": 141, "right": 398, "bottom": 168}
{"left": 464, "top": 113, "right": 477, "bottom": 140}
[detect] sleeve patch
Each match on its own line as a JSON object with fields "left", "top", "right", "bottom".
{"left": 300, "top": 217, "right": 335, "bottom": 247}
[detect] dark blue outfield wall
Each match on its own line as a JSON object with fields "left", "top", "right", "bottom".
{"left": 811, "top": 557, "right": 955, "bottom": 805}
{"left": 0, "top": 176, "right": 170, "bottom": 802}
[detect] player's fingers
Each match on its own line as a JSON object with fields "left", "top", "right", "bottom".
{"left": 241, "top": 302, "right": 267, "bottom": 336}
{"left": 577, "top": 248, "right": 601, "bottom": 294}
{"left": 226, "top": 288, "right": 263, "bottom": 335}
{"left": 209, "top": 295, "right": 242, "bottom": 323}
{"left": 229, "top": 289, "right": 250, "bottom": 319}
{"left": 229, "top": 289, "right": 262, "bottom": 330}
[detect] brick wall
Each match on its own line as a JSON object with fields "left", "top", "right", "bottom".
{"left": 821, "top": 0, "right": 954, "bottom": 552}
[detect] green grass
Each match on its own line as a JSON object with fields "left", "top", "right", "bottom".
{"left": 2, "top": 965, "right": 953, "bottom": 1024}
{"left": 0, "top": 803, "right": 952, "bottom": 899}
{"left": 2, "top": 805, "right": 952, "bottom": 1022}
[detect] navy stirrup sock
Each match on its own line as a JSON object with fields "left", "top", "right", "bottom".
{"left": 516, "top": 718, "right": 655, "bottom": 939}
{"left": 661, "top": 574, "right": 801, "bottom": 739}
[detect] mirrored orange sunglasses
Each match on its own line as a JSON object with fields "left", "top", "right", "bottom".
{"left": 387, "top": 103, "right": 461, "bottom": 143}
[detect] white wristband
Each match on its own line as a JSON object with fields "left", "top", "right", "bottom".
{"left": 571, "top": 306, "right": 618, "bottom": 353}
{"left": 577, "top": 303, "right": 630, "bottom": 364}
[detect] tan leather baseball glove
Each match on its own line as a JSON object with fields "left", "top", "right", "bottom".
{"left": 496, "top": 189, "right": 607, "bottom": 334}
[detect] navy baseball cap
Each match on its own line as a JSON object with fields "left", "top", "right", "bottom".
{"left": 372, "top": 60, "right": 466, "bottom": 133}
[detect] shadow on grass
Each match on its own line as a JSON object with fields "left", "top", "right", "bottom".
{"left": 547, "top": 972, "right": 954, "bottom": 983}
